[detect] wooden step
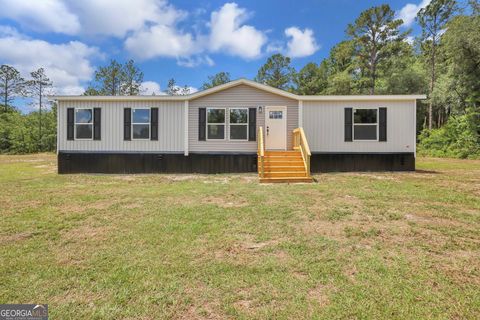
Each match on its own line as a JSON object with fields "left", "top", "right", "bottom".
{"left": 263, "top": 166, "right": 306, "bottom": 172}
{"left": 265, "top": 151, "right": 301, "bottom": 155}
{"left": 260, "top": 177, "right": 313, "bottom": 183}
{"left": 260, "top": 157, "right": 303, "bottom": 161}
{"left": 263, "top": 157, "right": 303, "bottom": 161}
{"left": 263, "top": 171, "right": 308, "bottom": 178}
{"left": 258, "top": 150, "right": 311, "bottom": 183}
{"left": 264, "top": 153, "right": 302, "bottom": 158}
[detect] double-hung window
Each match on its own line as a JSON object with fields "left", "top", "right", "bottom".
{"left": 229, "top": 108, "right": 248, "bottom": 140}
{"left": 75, "top": 108, "right": 93, "bottom": 139}
{"left": 132, "top": 108, "right": 150, "bottom": 139}
{"left": 207, "top": 108, "right": 225, "bottom": 140}
{"left": 353, "top": 108, "right": 378, "bottom": 141}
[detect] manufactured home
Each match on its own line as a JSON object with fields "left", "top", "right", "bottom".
{"left": 53, "top": 79, "right": 425, "bottom": 182}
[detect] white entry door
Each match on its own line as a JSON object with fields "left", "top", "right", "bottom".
{"left": 265, "top": 106, "right": 287, "bottom": 150}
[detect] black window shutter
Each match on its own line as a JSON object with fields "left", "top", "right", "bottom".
{"left": 198, "top": 108, "right": 206, "bottom": 141}
{"left": 248, "top": 108, "right": 257, "bottom": 141}
{"left": 345, "top": 108, "right": 352, "bottom": 142}
{"left": 124, "top": 108, "right": 131, "bottom": 141}
{"left": 151, "top": 108, "right": 158, "bottom": 140}
{"left": 93, "top": 108, "right": 101, "bottom": 140}
{"left": 67, "top": 108, "right": 74, "bottom": 140}
{"left": 379, "top": 107, "right": 387, "bottom": 141}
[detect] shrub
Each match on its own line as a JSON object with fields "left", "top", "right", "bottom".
{"left": 418, "top": 110, "right": 480, "bottom": 159}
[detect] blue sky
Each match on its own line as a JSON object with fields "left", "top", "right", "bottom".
{"left": 0, "top": 0, "right": 432, "bottom": 112}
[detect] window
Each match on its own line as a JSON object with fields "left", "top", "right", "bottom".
{"left": 229, "top": 108, "right": 248, "bottom": 140}
{"left": 353, "top": 108, "right": 378, "bottom": 141}
{"left": 269, "top": 111, "right": 283, "bottom": 119}
{"left": 132, "top": 108, "right": 150, "bottom": 139}
{"left": 75, "top": 108, "right": 93, "bottom": 139}
{"left": 207, "top": 108, "right": 225, "bottom": 140}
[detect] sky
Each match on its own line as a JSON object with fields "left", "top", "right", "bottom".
{"left": 0, "top": 0, "right": 434, "bottom": 112}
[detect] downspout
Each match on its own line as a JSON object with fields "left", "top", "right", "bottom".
{"left": 184, "top": 100, "right": 189, "bottom": 156}
{"left": 56, "top": 100, "right": 59, "bottom": 155}
{"left": 414, "top": 99, "right": 417, "bottom": 158}
{"left": 298, "top": 100, "right": 303, "bottom": 128}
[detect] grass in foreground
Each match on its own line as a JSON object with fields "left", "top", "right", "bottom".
{"left": 0, "top": 154, "right": 479, "bottom": 319}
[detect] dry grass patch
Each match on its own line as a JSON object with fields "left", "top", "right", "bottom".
{"left": 0, "top": 231, "right": 33, "bottom": 244}
{"left": 202, "top": 194, "right": 249, "bottom": 208}
{"left": 307, "top": 283, "right": 336, "bottom": 307}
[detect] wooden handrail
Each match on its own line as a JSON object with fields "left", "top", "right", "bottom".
{"left": 257, "top": 126, "right": 265, "bottom": 178}
{"left": 293, "top": 127, "right": 311, "bottom": 176}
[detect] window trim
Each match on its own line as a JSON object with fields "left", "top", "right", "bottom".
{"left": 228, "top": 107, "right": 249, "bottom": 141}
{"left": 131, "top": 107, "right": 151, "bottom": 141}
{"left": 74, "top": 107, "right": 94, "bottom": 141}
{"left": 206, "top": 107, "right": 226, "bottom": 141}
{"left": 352, "top": 107, "right": 379, "bottom": 142}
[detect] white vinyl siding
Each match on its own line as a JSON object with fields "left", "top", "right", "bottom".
{"left": 302, "top": 100, "right": 416, "bottom": 153}
{"left": 58, "top": 100, "right": 184, "bottom": 152}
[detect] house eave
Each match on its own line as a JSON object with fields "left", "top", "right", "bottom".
{"left": 299, "top": 95, "right": 427, "bottom": 101}
{"left": 49, "top": 95, "right": 188, "bottom": 102}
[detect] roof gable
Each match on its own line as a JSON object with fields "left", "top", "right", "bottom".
{"left": 188, "top": 78, "right": 299, "bottom": 101}
{"left": 189, "top": 83, "right": 298, "bottom": 106}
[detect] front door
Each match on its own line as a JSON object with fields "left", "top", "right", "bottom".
{"left": 265, "top": 106, "right": 287, "bottom": 150}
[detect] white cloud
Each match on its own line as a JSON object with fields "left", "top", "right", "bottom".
{"left": 125, "top": 2, "right": 267, "bottom": 64}
{"left": 124, "top": 25, "right": 198, "bottom": 60}
{"left": 65, "top": 0, "right": 185, "bottom": 37}
{"left": 0, "top": 0, "right": 80, "bottom": 34}
{"left": 55, "top": 85, "right": 85, "bottom": 96}
{"left": 0, "top": 0, "right": 184, "bottom": 37}
{"left": 209, "top": 3, "right": 267, "bottom": 59}
{"left": 177, "top": 55, "right": 214, "bottom": 68}
{"left": 0, "top": 25, "right": 26, "bottom": 38}
{"left": 0, "top": 29, "right": 100, "bottom": 95}
{"left": 397, "top": 0, "right": 431, "bottom": 27}
{"left": 265, "top": 41, "right": 284, "bottom": 54}
{"left": 284, "top": 27, "right": 319, "bottom": 58}
{"left": 140, "top": 81, "right": 164, "bottom": 95}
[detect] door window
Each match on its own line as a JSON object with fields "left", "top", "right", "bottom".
{"left": 269, "top": 111, "right": 283, "bottom": 119}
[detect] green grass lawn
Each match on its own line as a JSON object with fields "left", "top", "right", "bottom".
{"left": 0, "top": 154, "right": 479, "bottom": 319}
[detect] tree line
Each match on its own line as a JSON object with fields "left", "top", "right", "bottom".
{"left": 1, "top": 0, "right": 478, "bottom": 157}
{"left": 0, "top": 66, "right": 55, "bottom": 153}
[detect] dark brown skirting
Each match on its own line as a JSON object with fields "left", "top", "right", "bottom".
{"left": 58, "top": 152, "right": 415, "bottom": 174}
{"left": 58, "top": 152, "right": 258, "bottom": 174}
{"left": 310, "top": 152, "right": 415, "bottom": 172}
